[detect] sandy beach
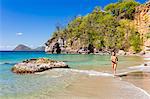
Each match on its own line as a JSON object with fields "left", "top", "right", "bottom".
{"left": 48, "top": 74, "right": 150, "bottom": 99}
{"left": 48, "top": 55, "right": 150, "bottom": 99}
{"left": 0, "top": 52, "right": 150, "bottom": 99}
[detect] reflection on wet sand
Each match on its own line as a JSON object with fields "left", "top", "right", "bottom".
{"left": 121, "top": 71, "right": 150, "bottom": 94}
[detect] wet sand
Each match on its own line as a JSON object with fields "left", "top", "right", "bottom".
{"left": 37, "top": 60, "right": 150, "bottom": 99}
{"left": 121, "top": 71, "right": 150, "bottom": 94}
{"left": 49, "top": 75, "right": 150, "bottom": 99}
{"left": 1, "top": 52, "right": 149, "bottom": 99}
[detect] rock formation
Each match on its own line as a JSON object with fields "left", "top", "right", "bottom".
{"left": 134, "top": 2, "right": 150, "bottom": 52}
{"left": 45, "top": 37, "right": 63, "bottom": 53}
{"left": 11, "top": 58, "right": 69, "bottom": 74}
{"left": 45, "top": 37, "right": 95, "bottom": 54}
{"left": 45, "top": 2, "right": 150, "bottom": 54}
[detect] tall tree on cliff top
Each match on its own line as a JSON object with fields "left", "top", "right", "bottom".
{"left": 104, "top": 0, "right": 140, "bottom": 20}
{"left": 49, "top": 0, "right": 142, "bottom": 53}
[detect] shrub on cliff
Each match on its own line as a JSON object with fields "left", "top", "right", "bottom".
{"left": 48, "top": 0, "right": 142, "bottom": 53}
{"left": 104, "top": 0, "right": 140, "bottom": 20}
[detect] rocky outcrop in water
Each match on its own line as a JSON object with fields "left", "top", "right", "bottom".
{"left": 11, "top": 58, "right": 69, "bottom": 74}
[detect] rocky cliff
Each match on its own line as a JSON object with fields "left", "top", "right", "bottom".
{"left": 45, "top": 2, "right": 150, "bottom": 53}
{"left": 134, "top": 2, "right": 150, "bottom": 51}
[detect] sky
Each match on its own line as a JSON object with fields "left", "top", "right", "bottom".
{"left": 0, "top": 0, "right": 146, "bottom": 50}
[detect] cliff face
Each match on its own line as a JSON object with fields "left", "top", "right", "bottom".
{"left": 45, "top": 2, "right": 150, "bottom": 53}
{"left": 134, "top": 2, "right": 150, "bottom": 51}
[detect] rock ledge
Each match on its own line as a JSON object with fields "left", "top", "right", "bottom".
{"left": 11, "top": 58, "right": 69, "bottom": 74}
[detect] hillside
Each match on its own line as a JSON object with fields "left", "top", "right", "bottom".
{"left": 13, "top": 44, "right": 32, "bottom": 51}
{"left": 33, "top": 46, "right": 45, "bottom": 51}
{"left": 13, "top": 44, "right": 45, "bottom": 51}
{"left": 134, "top": 2, "right": 150, "bottom": 50}
{"left": 45, "top": 0, "right": 150, "bottom": 54}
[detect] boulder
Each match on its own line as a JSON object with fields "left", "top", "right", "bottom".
{"left": 144, "top": 39, "right": 150, "bottom": 47}
{"left": 118, "top": 50, "right": 126, "bottom": 55}
{"left": 11, "top": 58, "right": 69, "bottom": 74}
{"left": 139, "top": 51, "right": 146, "bottom": 55}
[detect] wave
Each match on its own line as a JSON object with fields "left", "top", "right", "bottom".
{"left": 122, "top": 79, "right": 150, "bottom": 98}
{"left": 0, "top": 62, "right": 16, "bottom": 65}
{"left": 133, "top": 85, "right": 150, "bottom": 98}
{"left": 128, "top": 61, "right": 150, "bottom": 72}
{"left": 133, "top": 56, "right": 150, "bottom": 72}
{"left": 36, "top": 68, "right": 150, "bottom": 98}
{"left": 53, "top": 68, "right": 150, "bottom": 98}
{"left": 53, "top": 68, "right": 113, "bottom": 77}
{"left": 144, "top": 58, "right": 150, "bottom": 60}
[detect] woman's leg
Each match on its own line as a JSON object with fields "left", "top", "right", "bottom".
{"left": 112, "top": 63, "right": 115, "bottom": 76}
{"left": 113, "top": 64, "right": 117, "bottom": 75}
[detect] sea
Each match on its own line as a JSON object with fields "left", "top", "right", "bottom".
{"left": 0, "top": 51, "right": 150, "bottom": 99}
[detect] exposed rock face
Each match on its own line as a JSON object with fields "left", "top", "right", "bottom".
{"left": 88, "top": 44, "right": 94, "bottom": 54}
{"left": 134, "top": 2, "right": 150, "bottom": 51}
{"left": 45, "top": 2, "right": 150, "bottom": 54}
{"left": 45, "top": 37, "right": 63, "bottom": 53}
{"left": 11, "top": 58, "right": 69, "bottom": 74}
{"left": 45, "top": 37, "right": 56, "bottom": 52}
{"left": 45, "top": 37, "right": 95, "bottom": 54}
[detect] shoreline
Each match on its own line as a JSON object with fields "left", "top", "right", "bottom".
{"left": 54, "top": 55, "right": 150, "bottom": 98}
{"left": 0, "top": 50, "right": 149, "bottom": 57}
{"left": 0, "top": 51, "right": 150, "bottom": 99}
{"left": 121, "top": 57, "right": 150, "bottom": 95}
{"left": 35, "top": 58, "right": 150, "bottom": 98}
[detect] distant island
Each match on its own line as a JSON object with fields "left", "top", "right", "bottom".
{"left": 13, "top": 44, "right": 45, "bottom": 51}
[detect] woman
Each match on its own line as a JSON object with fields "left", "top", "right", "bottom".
{"left": 111, "top": 51, "right": 118, "bottom": 77}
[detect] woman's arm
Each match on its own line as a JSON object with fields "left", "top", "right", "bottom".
{"left": 116, "top": 57, "right": 118, "bottom": 62}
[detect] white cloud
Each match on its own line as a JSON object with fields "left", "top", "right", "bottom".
{"left": 16, "top": 32, "right": 23, "bottom": 36}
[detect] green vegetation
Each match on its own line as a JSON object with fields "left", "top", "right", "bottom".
{"left": 104, "top": 0, "right": 140, "bottom": 20}
{"left": 146, "top": 33, "right": 150, "bottom": 39}
{"left": 52, "top": 0, "right": 142, "bottom": 53}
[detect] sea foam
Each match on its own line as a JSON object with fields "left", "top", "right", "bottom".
{"left": 0, "top": 62, "right": 16, "bottom": 65}
{"left": 53, "top": 68, "right": 113, "bottom": 77}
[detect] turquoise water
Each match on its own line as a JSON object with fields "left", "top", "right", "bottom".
{"left": 0, "top": 51, "right": 144, "bottom": 98}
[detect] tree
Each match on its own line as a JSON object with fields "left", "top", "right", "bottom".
{"left": 129, "top": 32, "right": 142, "bottom": 52}
{"left": 48, "top": 0, "right": 143, "bottom": 53}
{"left": 104, "top": 0, "right": 139, "bottom": 20}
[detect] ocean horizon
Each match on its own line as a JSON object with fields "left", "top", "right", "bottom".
{"left": 1, "top": 0, "right": 150, "bottom": 98}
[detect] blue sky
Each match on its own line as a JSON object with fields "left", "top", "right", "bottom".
{"left": 0, "top": 0, "right": 146, "bottom": 50}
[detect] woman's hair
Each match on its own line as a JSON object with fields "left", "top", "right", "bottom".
{"left": 112, "top": 51, "right": 116, "bottom": 56}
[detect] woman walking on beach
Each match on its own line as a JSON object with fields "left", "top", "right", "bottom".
{"left": 111, "top": 51, "right": 118, "bottom": 77}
